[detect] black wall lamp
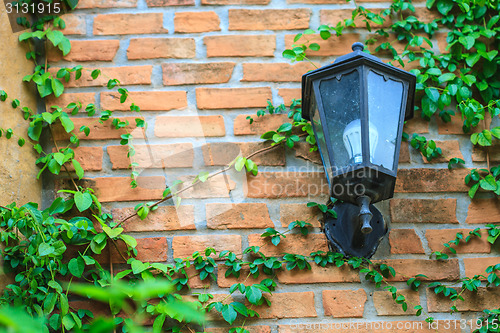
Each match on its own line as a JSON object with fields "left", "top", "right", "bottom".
{"left": 301, "top": 42, "right": 416, "bottom": 258}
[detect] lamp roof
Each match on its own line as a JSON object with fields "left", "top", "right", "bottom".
{"left": 301, "top": 42, "right": 416, "bottom": 122}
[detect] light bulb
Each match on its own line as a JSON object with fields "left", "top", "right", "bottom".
{"left": 343, "top": 119, "right": 379, "bottom": 164}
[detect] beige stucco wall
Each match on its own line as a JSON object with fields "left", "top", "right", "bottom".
{"left": 0, "top": 6, "right": 41, "bottom": 207}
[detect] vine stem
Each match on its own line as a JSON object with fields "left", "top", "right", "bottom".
{"left": 48, "top": 124, "right": 80, "bottom": 192}
{"left": 113, "top": 140, "right": 292, "bottom": 229}
{"left": 483, "top": 118, "right": 491, "bottom": 170}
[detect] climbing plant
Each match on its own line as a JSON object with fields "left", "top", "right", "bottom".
{"left": 0, "top": 0, "right": 499, "bottom": 332}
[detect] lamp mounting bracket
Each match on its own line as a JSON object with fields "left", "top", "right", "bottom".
{"left": 323, "top": 200, "right": 387, "bottom": 258}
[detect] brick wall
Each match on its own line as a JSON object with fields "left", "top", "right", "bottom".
{"left": 49, "top": 0, "right": 499, "bottom": 331}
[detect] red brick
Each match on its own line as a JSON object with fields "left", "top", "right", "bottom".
{"left": 294, "top": 142, "right": 322, "bottom": 164}
{"left": 155, "top": 115, "right": 225, "bottom": 137}
{"left": 287, "top": 0, "right": 344, "bottom": 3}
{"left": 94, "top": 13, "right": 167, "bottom": 35}
{"left": 427, "top": 287, "right": 500, "bottom": 312}
{"left": 128, "top": 38, "right": 195, "bottom": 60}
{"left": 57, "top": 146, "right": 103, "bottom": 171}
{"left": 48, "top": 40, "right": 119, "bottom": 62}
{"left": 390, "top": 199, "right": 458, "bottom": 223}
{"left": 254, "top": 292, "right": 316, "bottom": 319}
{"left": 112, "top": 206, "right": 195, "bottom": 232}
{"left": 394, "top": 168, "right": 470, "bottom": 192}
{"left": 202, "top": 142, "right": 285, "bottom": 167}
{"left": 320, "top": 9, "right": 391, "bottom": 28}
{"left": 472, "top": 144, "right": 500, "bottom": 162}
{"left": 437, "top": 113, "right": 490, "bottom": 135}
{"left": 183, "top": 265, "right": 211, "bottom": 289}
{"left": 107, "top": 143, "right": 194, "bottom": 169}
{"left": 58, "top": 14, "right": 86, "bottom": 35}
{"left": 463, "top": 257, "right": 500, "bottom": 278}
{"left": 196, "top": 87, "right": 271, "bottom": 109}
{"left": 242, "top": 62, "right": 315, "bottom": 82}
{"left": 217, "top": 266, "right": 268, "bottom": 287}
{"left": 234, "top": 114, "right": 292, "bottom": 136}
{"left": 52, "top": 117, "right": 145, "bottom": 141}
{"left": 101, "top": 91, "right": 187, "bottom": 111}
{"left": 323, "top": 289, "right": 366, "bottom": 318}
{"left": 52, "top": 66, "right": 152, "bottom": 87}
{"left": 277, "top": 264, "right": 360, "bottom": 284}
{"left": 205, "top": 35, "right": 275, "bottom": 57}
{"left": 246, "top": 172, "right": 328, "bottom": 198}
{"left": 202, "top": 0, "right": 269, "bottom": 3}
{"left": 422, "top": 140, "right": 463, "bottom": 163}
{"left": 374, "top": 259, "right": 460, "bottom": 282}
{"left": 74, "top": 176, "right": 165, "bottom": 202}
{"left": 46, "top": 92, "right": 95, "bottom": 110}
{"left": 413, "top": 7, "right": 442, "bottom": 23}
{"left": 229, "top": 9, "right": 310, "bottom": 31}
{"left": 389, "top": 229, "right": 425, "bottom": 254}
{"left": 466, "top": 198, "right": 500, "bottom": 223}
{"left": 280, "top": 203, "right": 321, "bottom": 228}
{"left": 248, "top": 233, "right": 328, "bottom": 256}
{"left": 206, "top": 203, "right": 273, "bottom": 229}
{"left": 177, "top": 174, "right": 236, "bottom": 199}
{"left": 147, "top": 0, "right": 194, "bottom": 5}
{"left": 285, "top": 34, "right": 360, "bottom": 56}
{"left": 92, "top": 237, "right": 167, "bottom": 263}
{"left": 172, "top": 235, "right": 241, "bottom": 258}
{"left": 373, "top": 290, "right": 420, "bottom": 316}
{"left": 278, "top": 88, "right": 300, "bottom": 105}
{"left": 174, "top": 11, "right": 220, "bottom": 33}
{"left": 77, "top": 0, "right": 137, "bottom": 7}
{"left": 162, "top": 63, "right": 234, "bottom": 85}
{"left": 404, "top": 112, "right": 429, "bottom": 134}
{"left": 399, "top": 141, "right": 410, "bottom": 163}
{"left": 206, "top": 326, "right": 270, "bottom": 333}
{"left": 426, "top": 229, "right": 490, "bottom": 254}
{"left": 436, "top": 32, "right": 449, "bottom": 54}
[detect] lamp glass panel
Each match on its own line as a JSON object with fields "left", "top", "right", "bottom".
{"left": 318, "top": 69, "right": 361, "bottom": 172}
{"left": 311, "top": 94, "right": 333, "bottom": 183}
{"left": 367, "top": 70, "right": 404, "bottom": 171}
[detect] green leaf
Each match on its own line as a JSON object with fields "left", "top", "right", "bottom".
{"left": 103, "top": 225, "right": 123, "bottom": 239}
{"left": 131, "top": 260, "right": 148, "bottom": 274}
{"left": 39, "top": 243, "right": 55, "bottom": 257}
{"left": 120, "top": 234, "right": 137, "bottom": 248}
{"left": 309, "top": 43, "right": 320, "bottom": 51}
{"left": 51, "top": 79, "right": 65, "bottom": 98}
{"left": 436, "top": 0, "right": 453, "bottom": 14}
{"left": 74, "top": 192, "right": 92, "bottom": 212}
{"left": 234, "top": 157, "right": 246, "bottom": 172}
{"left": 277, "top": 123, "right": 293, "bottom": 133}
{"left": 425, "top": 87, "right": 440, "bottom": 102}
{"left": 72, "top": 159, "right": 84, "bottom": 179}
{"left": 59, "top": 114, "right": 74, "bottom": 133}
{"left": 459, "top": 35, "right": 475, "bottom": 50}
{"left": 468, "top": 182, "right": 480, "bottom": 198}
{"left": 480, "top": 175, "right": 497, "bottom": 191}
{"left": 246, "top": 286, "right": 262, "bottom": 305}
{"left": 438, "top": 73, "right": 456, "bottom": 84}
{"left": 282, "top": 49, "right": 296, "bottom": 60}
{"left": 465, "top": 53, "right": 481, "bottom": 67}
{"left": 91, "top": 69, "right": 101, "bottom": 80}
{"left": 222, "top": 305, "right": 237, "bottom": 325}
{"left": 68, "top": 257, "right": 85, "bottom": 278}
{"left": 153, "top": 314, "right": 167, "bottom": 333}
